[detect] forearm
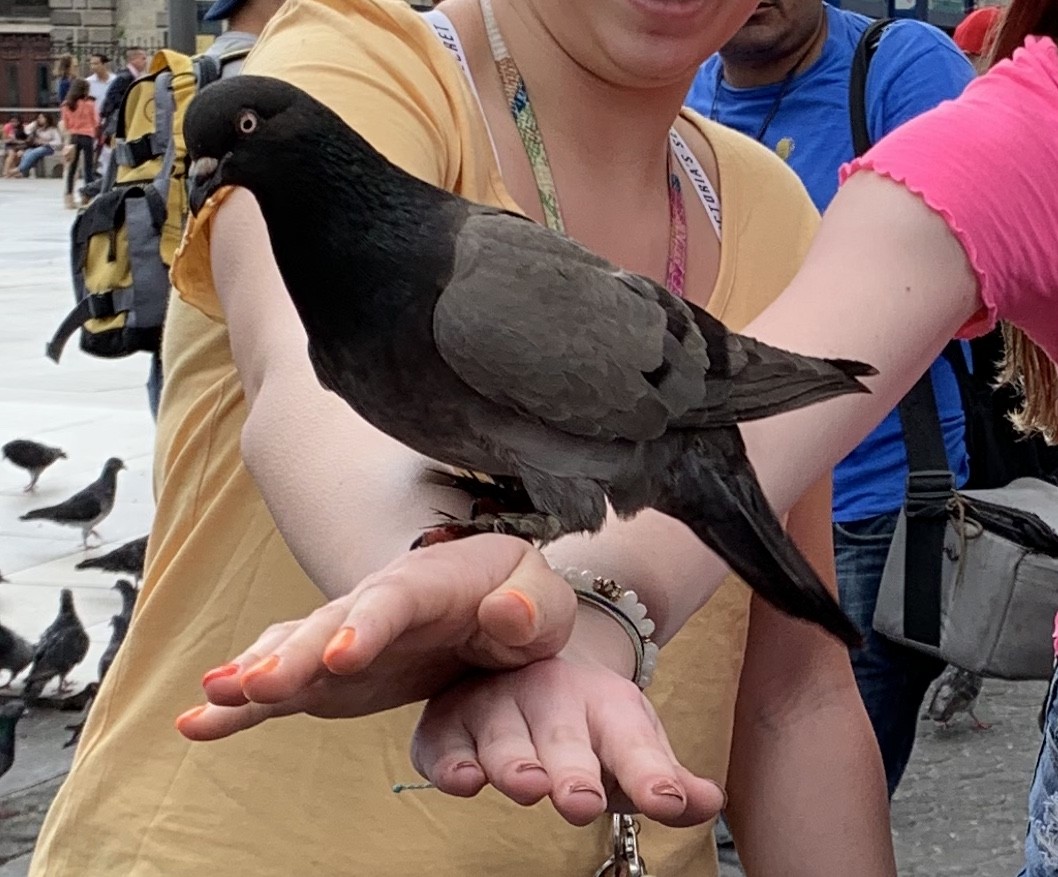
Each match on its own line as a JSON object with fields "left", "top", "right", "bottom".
{"left": 727, "top": 689, "right": 895, "bottom": 876}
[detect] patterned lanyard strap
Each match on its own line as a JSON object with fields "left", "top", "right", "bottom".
{"left": 478, "top": 0, "right": 689, "bottom": 298}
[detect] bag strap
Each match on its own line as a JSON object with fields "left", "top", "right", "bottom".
{"left": 849, "top": 18, "right": 895, "bottom": 157}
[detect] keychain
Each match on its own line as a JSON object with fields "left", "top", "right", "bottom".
{"left": 592, "top": 815, "right": 654, "bottom": 877}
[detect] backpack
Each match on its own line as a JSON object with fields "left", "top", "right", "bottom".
{"left": 46, "top": 48, "right": 248, "bottom": 363}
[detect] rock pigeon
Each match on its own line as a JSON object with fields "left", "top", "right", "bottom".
{"left": 0, "top": 700, "right": 25, "bottom": 778}
{"left": 183, "top": 77, "right": 874, "bottom": 646}
{"left": 925, "top": 665, "right": 990, "bottom": 730}
{"left": 111, "top": 579, "right": 139, "bottom": 621}
{"left": 2, "top": 439, "right": 66, "bottom": 492}
{"left": 75, "top": 535, "right": 148, "bottom": 583}
{"left": 0, "top": 623, "right": 34, "bottom": 688}
{"left": 22, "top": 589, "right": 90, "bottom": 701}
{"left": 97, "top": 613, "right": 128, "bottom": 684}
{"left": 61, "top": 682, "right": 100, "bottom": 749}
{"left": 20, "top": 457, "right": 125, "bottom": 549}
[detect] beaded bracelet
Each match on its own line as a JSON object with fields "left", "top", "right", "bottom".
{"left": 559, "top": 568, "right": 659, "bottom": 690}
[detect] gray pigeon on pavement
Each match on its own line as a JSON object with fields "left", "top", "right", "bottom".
{"left": 64, "top": 615, "right": 129, "bottom": 749}
{"left": 0, "top": 623, "right": 34, "bottom": 688}
{"left": 0, "top": 700, "right": 25, "bottom": 778}
{"left": 22, "top": 589, "right": 90, "bottom": 701}
{"left": 926, "top": 665, "right": 990, "bottom": 730}
{"left": 112, "top": 579, "right": 139, "bottom": 622}
{"left": 3, "top": 439, "right": 67, "bottom": 493}
{"left": 76, "top": 535, "right": 148, "bottom": 583}
{"left": 20, "top": 457, "right": 125, "bottom": 549}
{"left": 182, "top": 77, "right": 873, "bottom": 645}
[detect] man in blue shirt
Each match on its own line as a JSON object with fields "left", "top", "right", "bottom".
{"left": 688, "top": 3, "right": 974, "bottom": 797}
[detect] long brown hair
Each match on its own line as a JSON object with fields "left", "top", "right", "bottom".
{"left": 984, "top": 0, "right": 1058, "bottom": 441}
{"left": 63, "top": 77, "right": 91, "bottom": 110}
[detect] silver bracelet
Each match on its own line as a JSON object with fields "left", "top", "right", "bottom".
{"left": 560, "top": 568, "right": 659, "bottom": 690}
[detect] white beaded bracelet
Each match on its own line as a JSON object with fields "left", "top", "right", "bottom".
{"left": 559, "top": 568, "right": 659, "bottom": 690}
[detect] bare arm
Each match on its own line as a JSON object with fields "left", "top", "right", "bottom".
{"left": 727, "top": 477, "right": 895, "bottom": 875}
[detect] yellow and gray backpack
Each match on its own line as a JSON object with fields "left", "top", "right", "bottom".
{"left": 47, "top": 48, "right": 247, "bottom": 362}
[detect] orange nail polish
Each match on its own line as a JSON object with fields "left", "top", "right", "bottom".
{"left": 241, "top": 655, "right": 280, "bottom": 683}
{"left": 201, "top": 664, "right": 239, "bottom": 687}
{"left": 175, "top": 705, "right": 207, "bottom": 730}
{"left": 323, "top": 627, "right": 357, "bottom": 666}
{"left": 505, "top": 589, "right": 537, "bottom": 626}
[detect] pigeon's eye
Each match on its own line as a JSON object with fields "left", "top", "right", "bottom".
{"left": 237, "top": 110, "right": 259, "bottom": 135}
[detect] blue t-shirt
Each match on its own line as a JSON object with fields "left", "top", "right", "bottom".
{"left": 687, "top": 5, "right": 975, "bottom": 521}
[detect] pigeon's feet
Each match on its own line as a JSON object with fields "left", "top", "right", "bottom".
{"left": 56, "top": 676, "right": 74, "bottom": 695}
{"left": 970, "top": 711, "right": 993, "bottom": 731}
{"left": 411, "top": 511, "right": 563, "bottom": 550}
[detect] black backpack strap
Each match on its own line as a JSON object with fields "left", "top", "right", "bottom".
{"left": 849, "top": 18, "right": 896, "bottom": 157}
{"left": 897, "top": 346, "right": 962, "bottom": 647}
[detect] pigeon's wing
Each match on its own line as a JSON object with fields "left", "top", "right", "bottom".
{"left": 46, "top": 484, "right": 104, "bottom": 523}
{"left": 433, "top": 210, "right": 713, "bottom": 442}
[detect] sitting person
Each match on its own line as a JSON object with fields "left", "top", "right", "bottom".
{"left": 1, "top": 117, "right": 27, "bottom": 177}
{"left": 6, "top": 114, "right": 62, "bottom": 178}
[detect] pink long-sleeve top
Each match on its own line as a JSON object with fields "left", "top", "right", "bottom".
{"left": 841, "top": 36, "right": 1058, "bottom": 363}
{"left": 61, "top": 98, "right": 99, "bottom": 138}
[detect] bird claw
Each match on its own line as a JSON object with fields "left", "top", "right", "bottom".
{"left": 411, "top": 512, "right": 562, "bottom": 550}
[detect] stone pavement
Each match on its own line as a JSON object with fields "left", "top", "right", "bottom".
{"left": 0, "top": 179, "right": 1051, "bottom": 875}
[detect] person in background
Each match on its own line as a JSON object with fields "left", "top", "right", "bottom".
{"left": 143, "top": 0, "right": 285, "bottom": 419}
{"left": 53, "top": 54, "right": 77, "bottom": 105}
{"left": 687, "top": 0, "right": 974, "bottom": 800}
{"left": 954, "top": 6, "right": 1005, "bottom": 70}
{"left": 85, "top": 53, "right": 114, "bottom": 174}
{"left": 2, "top": 117, "right": 27, "bottom": 177}
{"left": 98, "top": 47, "right": 148, "bottom": 140}
{"left": 5, "top": 113, "right": 62, "bottom": 179}
{"left": 60, "top": 78, "right": 98, "bottom": 209}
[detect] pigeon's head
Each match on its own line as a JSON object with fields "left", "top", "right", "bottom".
{"left": 59, "top": 588, "right": 75, "bottom": 613}
{"left": 103, "top": 457, "right": 126, "bottom": 476}
{"left": 112, "top": 579, "right": 137, "bottom": 598}
{"left": 186, "top": 75, "right": 309, "bottom": 216}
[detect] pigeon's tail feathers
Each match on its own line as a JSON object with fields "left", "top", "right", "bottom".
{"left": 723, "top": 336, "right": 876, "bottom": 424}
{"left": 658, "top": 441, "right": 862, "bottom": 648}
{"left": 19, "top": 508, "right": 53, "bottom": 522}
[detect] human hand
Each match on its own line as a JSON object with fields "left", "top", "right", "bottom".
{"left": 410, "top": 608, "right": 726, "bottom": 828}
{"left": 175, "top": 534, "right": 576, "bottom": 738}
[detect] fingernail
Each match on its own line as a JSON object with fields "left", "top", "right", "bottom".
{"left": 505, "top": 589, "right": 537, "bottom": 627}
{"left": 651, "top": 780, "right": 687, "bottom": 803}
{"left": 453, "top": 760, "right": 480, "bottom": 772}
{"left": 174, "top": 705, "right": 207, "bottom": 730}
{"left": 201, "top": 664, "right": 239, "bottom": 687}
{"left": 241, "top": 655, "right": 280, "bottom": 683}
{"left": 710, "top": 781, "right": 729, "bottom": 810}
{"left": 566, "top": 781, "right": 604, "bottom": 799}
{"left": 323, "top": 627, "right": 357, "bottom": 666}
{"left": 515, "top": 761, "right": 547, "bottom": 774}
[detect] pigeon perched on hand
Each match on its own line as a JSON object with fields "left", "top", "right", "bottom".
{"left": 0, "top": 700, "right": 25, "bottom": 778}
{"left": 22, "top": 589, "right": 90, "bottom": 701}
{"left": 926, "top": 665, "right": 990, "bottom": 730}
{"left": 75, "top": 535, "right": 147, "bottom": 583}
{"left": 111, "top": 579, "right": 139, "bottom": 622}
{"left": 2, "top": 439, "right": 66, "bottom": 492}
{"left": 20, "top": 457, "right": 125, "bottom": 549}
{"left": 0, "top": 623, "right": 34, "bottom": 688}
{"left": 184, "top": 77, "right": 875, "bottom": 646}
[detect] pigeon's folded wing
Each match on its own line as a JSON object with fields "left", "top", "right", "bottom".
{"left": 47, "top": 489, "right": 103, "bottom": 523}
{"left": 433, "top": 211, "right": 715, "bottom": 442}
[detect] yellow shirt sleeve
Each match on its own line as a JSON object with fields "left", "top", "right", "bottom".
{"left": 171, "top": 0, "right": 502, "bottom": 321}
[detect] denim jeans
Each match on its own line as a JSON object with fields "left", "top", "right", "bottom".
{"left": 18, "top": 145, "right": 54, "bottom": 176}
{"left": 834, "top": 511, "right": 946, "bottom": 798}
{"left": 1021, "top": 663, "right": 1058, "bottom": 876}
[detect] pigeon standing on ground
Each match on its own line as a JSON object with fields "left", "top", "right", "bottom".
{"left": 20, "top": 458, "right": 125, "bottom": 549}
{"left": 63, "top": 614, "right": 129, "bottom": 749}
{"left": 183, "top": 77, "right": 875, "bottom": 644}
{"left": 0, "top": 623, "right": 35, "bottom": 688}
{"left": 2, "top": 439, "right": 66, "bottom": 492}
{"left": 75, "top": 535, "right": 148, "bottom": 583}
{"left": 0, "top": 700, "right": 25, "bottom": 778}
{"left": 112, "top": 579, "right": 139, "bottom": 621}
{"left": 22, "top": 589, "right": 90, "bottom": 701}
{"left": 926, "top": 665, "right": 990, "bottom": 730}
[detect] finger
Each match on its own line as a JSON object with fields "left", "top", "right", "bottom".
{"left": 591, "top": 695, "right": 725, "bottom": 828}
{"left": 175, "top": 698, "right": 302, "bottom": 742}
{"left": 473, "top": 553, "right": 577, "bottom": 662}
{"left": 411, "top": 701, "right": 487, "bottom": 799}
{"left": 520, "top": 690, "right": 607, "bottom": 826}
{"left": 463, "top": 698, "right": 551, "bottom": 807}
{"left": 200, "top": 621, "right": 303, "bottom": 707}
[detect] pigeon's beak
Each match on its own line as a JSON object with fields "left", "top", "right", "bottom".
{"left": 188, "top": 156, "right": 225, "bottom": 216}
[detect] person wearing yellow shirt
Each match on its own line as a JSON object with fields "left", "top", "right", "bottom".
{"left": 30, "top": 0, "right": 894, "bottom": 874}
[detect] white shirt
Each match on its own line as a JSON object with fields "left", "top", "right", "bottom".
{"left": 86, "top": 72, "right": 114, "bottom": 107}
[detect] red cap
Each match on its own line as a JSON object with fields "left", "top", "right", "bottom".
{"left": 953, "top": 6, "right": 1003, "bottom": 55}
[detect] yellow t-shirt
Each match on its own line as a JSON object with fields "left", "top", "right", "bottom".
{"left": 31, "top": 1, "right": 820, "bottom": 875}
